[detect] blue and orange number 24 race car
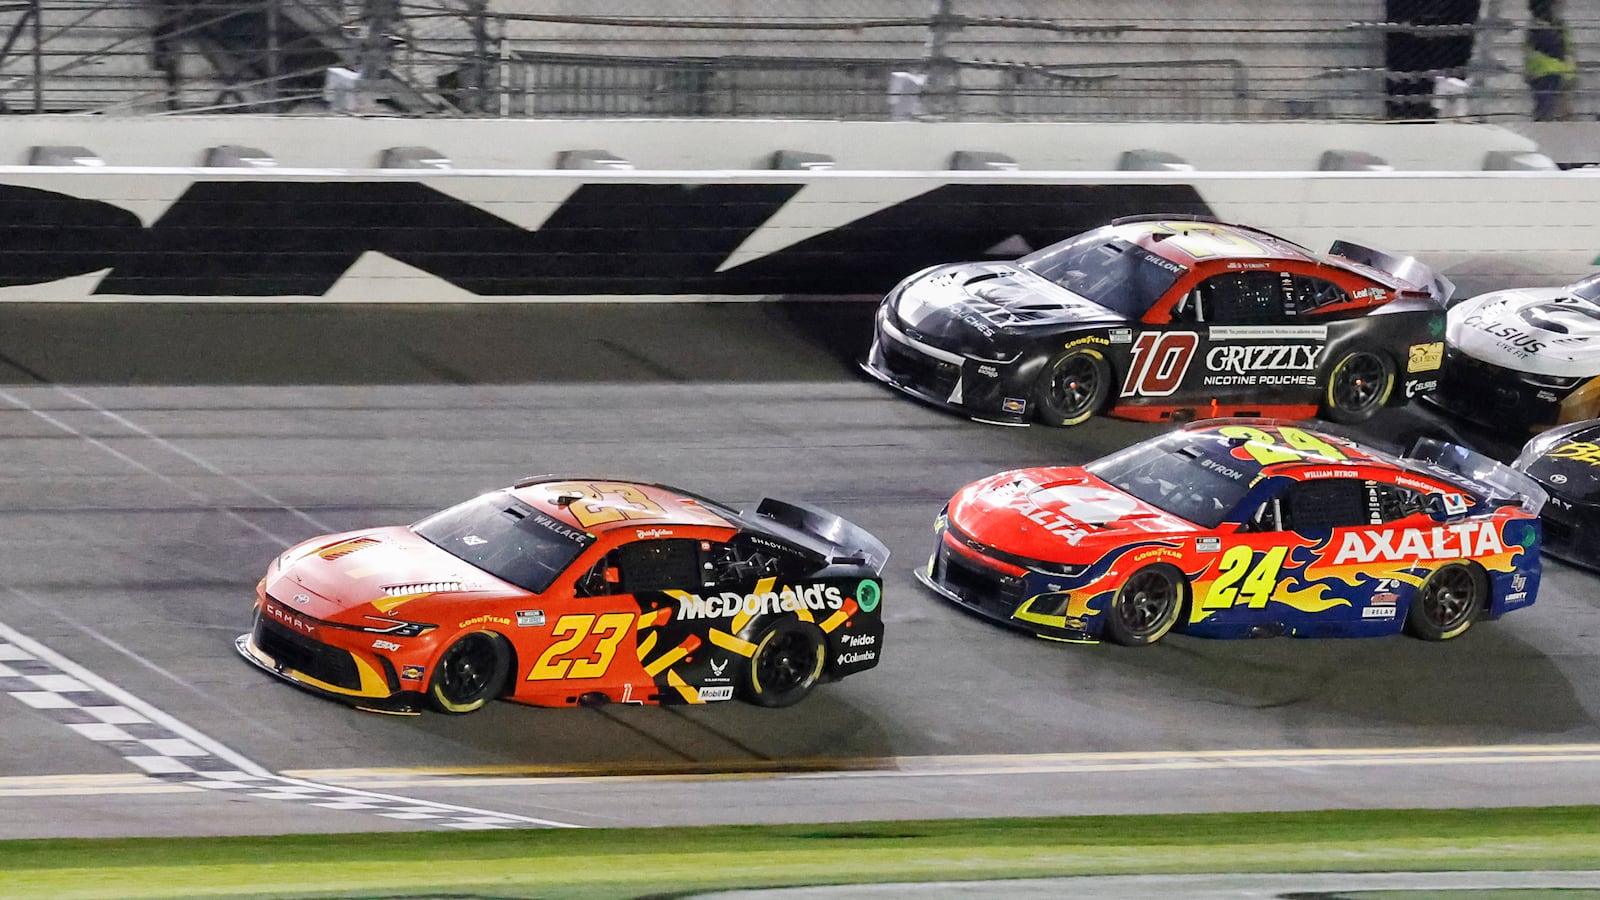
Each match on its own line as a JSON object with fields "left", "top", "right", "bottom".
{"left": 919, "top": 421, "right": 1545, "bottom": 645}
{"left": 238, "top": 478, "right": 888, "bottom": 714}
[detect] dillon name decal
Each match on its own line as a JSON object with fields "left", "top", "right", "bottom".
{"left": 1332, "top": 522, "right": 1505, "bottom": 566}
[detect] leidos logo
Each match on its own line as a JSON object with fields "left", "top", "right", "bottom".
{"left": 668, "top": 583, "right": 844, "bottom": 620}
{"left": 1332, "top": 523, "right": 1504, "bottom": 565}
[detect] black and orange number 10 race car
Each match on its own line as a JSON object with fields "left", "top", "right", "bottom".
{"left": 237, "top": 478, "right": 888, "bottom": 714}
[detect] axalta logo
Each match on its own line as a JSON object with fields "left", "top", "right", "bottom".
{"left": 1332, "top": 522, "right": 1505, "bottom": 565}
{"left": 1204, "top": 345, "right": 1323, "bottom": 375}
{"left": 668, "top": 583, "right": 844, "bottom": 620}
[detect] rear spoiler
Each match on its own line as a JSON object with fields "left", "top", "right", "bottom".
{"left": 1404, "top": 438, "right": 1548, "bottom": 515}
{"left": 753, "top": 498, "right": 891, "bottom": 575}
{"left": 1327, "top": 240, "right": 1455, "bottom": 306}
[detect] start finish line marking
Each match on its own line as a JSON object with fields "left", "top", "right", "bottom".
{"left": 0, "top": 619, "right": 578, "bottom": 830}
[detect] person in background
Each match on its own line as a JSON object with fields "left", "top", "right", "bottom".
{"left": 1525, "top": 0, "right": 1577, "bottom": 121}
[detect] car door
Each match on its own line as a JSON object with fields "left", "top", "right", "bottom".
{"left": 1191, "top": 476, "right": 1377, "bottom": 636}
{"left": 521, "top": 537, "right": 707, "bottom": 704}
{"left": 1189, "top": 269, "right": 1327, "bottom": 408}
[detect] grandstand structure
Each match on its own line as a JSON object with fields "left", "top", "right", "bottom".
{"left": 0, "top": 0, "right": 1595, "bottom": 121}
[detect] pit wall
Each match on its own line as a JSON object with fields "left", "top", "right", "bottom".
{"left": 1, "top": 118, "right": 1597, "bottom": 304}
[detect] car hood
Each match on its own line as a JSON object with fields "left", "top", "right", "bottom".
{"left": 948, "top": 467, "right": 1198, "bottom": 564}
{"left": 265, "top": 526, "right": 513, "bottom": 624}
{"left": 1517, "top": 421, "right": 1600, "bottom": 503}
{"left": 894, "top": 262, "right": 1126, "bottom": 346}
{"left": 1449, "top": 286, "right": 1600, "bottom": 377}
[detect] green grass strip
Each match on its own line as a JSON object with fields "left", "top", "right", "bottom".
{"left": 3, "top": 807, "right": 1600, "bottom": 900}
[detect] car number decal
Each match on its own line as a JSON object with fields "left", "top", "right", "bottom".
{"left": 527, "top": 612, "right": 634, "bottom": 680}
{"left": 1121, "top": 331, "right": 1200, "bottom": 397}
{"left": 1201, "top": 545, "right": 1288, "bottom": 610}
{"left": 545, "top": 482, "right": 668, "bottom": 528}
{"left": 1217, "top": 424, "right": 1349, "bottom": 466}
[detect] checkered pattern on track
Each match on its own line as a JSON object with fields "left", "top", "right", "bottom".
{"left": 0, "top": 637, "right": 562, "bottom": 830}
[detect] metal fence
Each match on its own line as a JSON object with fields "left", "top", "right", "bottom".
{"left": 1, "top": 0, "right": 1597, "bottom": 121}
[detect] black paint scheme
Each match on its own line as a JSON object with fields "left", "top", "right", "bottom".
{"left": 1514, "top": 421, "right": 1600, "bottom": 566}
{"left": 862, "top": 226, "right": 1448, "bottom": 426}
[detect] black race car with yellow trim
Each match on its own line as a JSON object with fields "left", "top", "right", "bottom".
{"left": 237, "top": 478, "right": 887, "bottom": 714}
{"left": 1514, "top": 420, "right": 1600, "bottom": 566}
{"left": 918, "top": 420, "right": 1544, "bottom": 645}
{"left": 863, "top": 215, "right": 1451, "bottom": 427}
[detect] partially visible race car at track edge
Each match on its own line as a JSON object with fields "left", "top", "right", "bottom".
{"left": 863, "top": 215, "right": 1453, "bottom": 427}
{"left": 917, "top": 419, "right": 1544, "bottom": 646}
{"left": 1430, "top": 273, "right": 1600, "bottom": 433}
{"left": 1514, "top": 420, "right": 1600, "bottom": 566}
{"left": 238, "top": 478, "right": 888, "bottom": 714}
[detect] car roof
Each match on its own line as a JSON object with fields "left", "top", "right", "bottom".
{"left": 509, "top": 478, "right": 738, "bottom": 533}
{"left": 1109, "top": 219, "right": 1323, "bottom": 267}
{"left": 1173, "top": 421, "right": 1415, "bottom": 483}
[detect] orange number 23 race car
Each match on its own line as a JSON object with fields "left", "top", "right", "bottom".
{"left": 237, "top": 478, "right": 889, "bottom": 714}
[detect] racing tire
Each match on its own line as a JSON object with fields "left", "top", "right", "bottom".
{"left": 427, "top": 631, "right": 511, "bottom": 714}
{"left": 1104, "top": 565, "right": 1186, "bottom": 647}
{"left": 739, "top": 618, "right": 827, "bottom": 708}
{"left": 1405, "top": 563, "right": 1486, "bottom": 642}
{"left": 1320, "top": 349, "right": 1395, "bottom": 424}
{"left": 1033, "top": 347, "right": 1112, "bottom": 427}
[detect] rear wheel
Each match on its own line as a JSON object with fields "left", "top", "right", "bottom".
{"left": 427, "top": 632, "right": 510, "bottom": 714}
{"left": 1405, "top": 563, "right": 1486, "bottom": 641}
{"left": 1321, "top": 349, "right": 1394, "bottom": 423}
{"left": 739, "top": 619, "right": 826, "bottom": 708}
{"left": 1104, "top": 565, "right": 1185, "bottom": 647}
{"left": 1034, "top": 347, "right": 1111, "bottom": 426}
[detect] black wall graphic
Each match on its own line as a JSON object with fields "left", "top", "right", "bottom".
{"left": 0, "top": 180, "right": 1214, "bottom": 297}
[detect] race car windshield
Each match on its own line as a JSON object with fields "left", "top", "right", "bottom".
{"left": 1019, "top": 234, "right": 1186, "bottom": 319}
{"left": 1086, "top": 436, "right": 1255, "bottom": 528}
{"left": 413, "top": 493, "right": 595, "bottom": 594}
{"left": 1570, "top": 274, "right": 1600, "bottom": 303}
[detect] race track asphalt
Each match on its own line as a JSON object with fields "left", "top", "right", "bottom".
{"left": 2, "top": 301, "right": 1599, "bottom": 839}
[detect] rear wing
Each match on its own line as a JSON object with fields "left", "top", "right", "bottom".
{"left": 1327, "top": 240, "right": 1455, "bottom": 306}
{"left": 1404, "top": 438, "right": 1548, "bottom": 515}
{"left": 753, "top": 498, "right": 891, "bottom": 575}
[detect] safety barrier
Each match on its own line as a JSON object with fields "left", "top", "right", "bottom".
{"left": 1, "top": 166, "right": 1596, "bottom": 303}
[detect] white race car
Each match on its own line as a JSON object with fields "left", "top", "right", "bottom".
{"left": 1431, "top": 273, "right": 1600, "bottom": 432}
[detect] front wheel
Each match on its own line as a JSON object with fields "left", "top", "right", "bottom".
{"left": 1405, "top": 563, "right": 1486, "bottom": 641}
{"left": 739, "top": 618, "right": 826, "bottom": 708}
{"left": 427, "top": 631, "right": 511, "bottom": 714}
{"left": 1321, "top": 349, "right": 1395, "bottom": 423}
{"left": 1033, "top": 347, "right": 1111, "bottom": 427}
{"left": 1103, "top": 565, "right": 1185, "bottom": 647}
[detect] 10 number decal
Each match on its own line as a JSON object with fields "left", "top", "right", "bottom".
{"left": 1120, "top": 331, "right": 1200, "bottom": 397}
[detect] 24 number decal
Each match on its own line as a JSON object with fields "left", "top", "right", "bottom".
{"left": 528, "top": 612, "right": 634, "bottom": 680}
{"left": 1202, "top": 545, "right": 1288, "bottom": 610}
{"left": 1121, "top": 331, "right": 1199, "bottom": 397}
{"left": 1216, "top": 424, "right": 1349, "bottom": 466}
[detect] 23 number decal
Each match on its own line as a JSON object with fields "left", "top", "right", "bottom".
{"left": 544, "top": 482, "right": 667, "bottom": 529}
{"left": 1203, "top": 545, "right": 1288, "bottom": 610}
{"left": 528, "top": 612, "right": 634, "bottom": 680}
{"left": 1121, "top": 331, "right": 1200, "bottom": 397}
